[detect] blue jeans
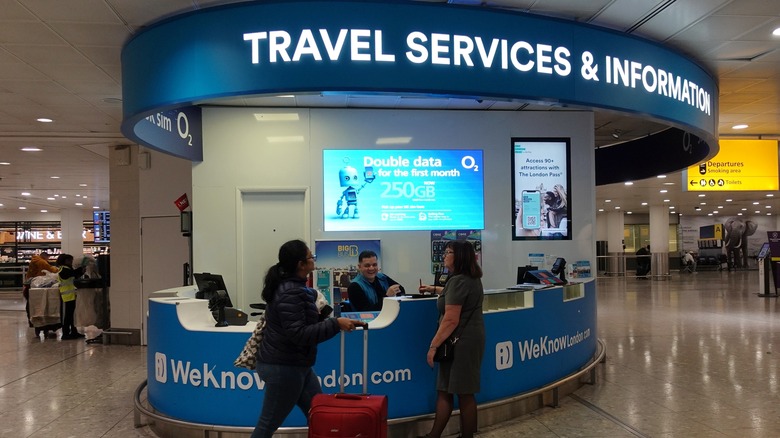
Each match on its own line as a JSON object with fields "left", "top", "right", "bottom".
{"left": 250, "top": 363, "right": 322, "bottom": 438}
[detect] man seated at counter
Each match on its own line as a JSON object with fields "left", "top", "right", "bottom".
{"left": 347, "top": 250, "right": 405, "bottom": 311}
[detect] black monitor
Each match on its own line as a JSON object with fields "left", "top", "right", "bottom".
{"left": 551, "top": 258, "right": 566, "bottom": 275}
{"left": 550, "top": 258, "right": 568, "bottom": 284}
{"left": 194, "top": 272, "right": 233, "bottom": 308}
{"left": 517, "top": 265, "right": 539, "bottom": 284}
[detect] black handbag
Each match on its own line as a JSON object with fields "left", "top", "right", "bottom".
{"left": 433, "top": 307, "right": 476, "bottom": 363}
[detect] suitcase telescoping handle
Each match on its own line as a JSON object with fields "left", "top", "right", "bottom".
{"left": 339, "top": 324, "right": 369, "bottom": 394}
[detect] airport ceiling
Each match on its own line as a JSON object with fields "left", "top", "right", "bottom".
{"left": 0, "top": 0, "right": 778, "bottom": 220}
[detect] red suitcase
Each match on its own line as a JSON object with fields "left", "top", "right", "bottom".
{"left": 309, "top": 326, "right": 388, "bottom": 438}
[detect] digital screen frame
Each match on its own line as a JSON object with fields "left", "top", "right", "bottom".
{"left": 323, "top": 149, "right": 484, "bottom": 232}
{"left": 511, "top": 138, "right": 572, "bottom": 240}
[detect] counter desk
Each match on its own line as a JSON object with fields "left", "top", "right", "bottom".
{"left": 145, "top": 279, "right": 597, "bottom": 428}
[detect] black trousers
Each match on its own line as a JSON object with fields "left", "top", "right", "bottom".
{"left": 62, "top": 300, "right": 77, "bottom": 336}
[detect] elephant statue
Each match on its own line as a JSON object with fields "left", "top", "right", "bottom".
{"left": 723, "top": 217, "right": 758, "bottom": 270}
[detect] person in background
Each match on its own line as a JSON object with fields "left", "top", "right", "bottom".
{"left": 251, "top": 239, "right": 365, "bottom": 438}
{"left": 636, "top": 244, "right": 651, "bottom": 279}
{"left": 55, "top": 254, "right": 85, "bottom": 340}
{"left": 347, "top": 250, "right": 405, "bottom": 311}
{"left": 683, "top": 251, "right": 697, "bottom": 273}
{"left": 420, "top": 240, "right": 485, "bottom": 438}
{"left": 22, "top": 253, "right": 59, "bottom": 327}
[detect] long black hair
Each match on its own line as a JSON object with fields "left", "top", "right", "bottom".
{"left": 261, "top": 239, "right": 309, "bottom": 302}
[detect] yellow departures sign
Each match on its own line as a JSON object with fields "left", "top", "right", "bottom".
{"left": 685, "top": 139, "right": 778, "bottom": 191}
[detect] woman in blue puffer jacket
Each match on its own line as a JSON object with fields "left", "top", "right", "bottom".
{"left": 251, "top": 239, "right": 364, "bottom": 438}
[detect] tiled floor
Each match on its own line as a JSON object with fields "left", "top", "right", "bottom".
{"left": 2, "top": 270, "right": 779, "bottom": 437}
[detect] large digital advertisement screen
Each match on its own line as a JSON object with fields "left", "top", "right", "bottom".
{"left": 511, "top": 138, "right": 572, "bottom": 240}
{"left": 323, "top": 149, "right": 484, "bottom": 231}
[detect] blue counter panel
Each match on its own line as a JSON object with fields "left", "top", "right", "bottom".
{"left": 147, "top": 281, "right": 596, "bottom": 427}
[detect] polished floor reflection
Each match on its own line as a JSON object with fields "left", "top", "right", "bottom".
{"left": 1, "top": 270, "right": 779, "bottom": 437}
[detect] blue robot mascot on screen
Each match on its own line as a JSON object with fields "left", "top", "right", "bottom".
{"left": 336, "top": 161, "right": 375, "bottom": 219}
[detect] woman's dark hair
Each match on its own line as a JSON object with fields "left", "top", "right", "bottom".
{"left": 261, "top": 239, "right": 309, "bottom": 302}
{"left": 56, "top": 253, "right": 73, "bottom": 267}
{"left": 446, "top": 240, "right": 482, "bottom": 279}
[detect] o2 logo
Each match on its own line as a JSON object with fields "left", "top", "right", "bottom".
{"left": 155, "top": 352, "right": 168, "bottom": 383}
{"left": 495, "top": 341, "right": 513, "bottom": 370}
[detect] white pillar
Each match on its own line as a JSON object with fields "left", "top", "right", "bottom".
{"left": 60, "top": 208, "right": 84, "bottom": 257}
{"left": 606, "top": 210, "right": 625, "bottom": 275}
{"left": 649, "top": 205, "right": 670, "bottom": 279}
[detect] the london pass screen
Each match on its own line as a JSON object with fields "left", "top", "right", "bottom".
{"left": 323, "top": 149, "right": 484, "bottom": 231}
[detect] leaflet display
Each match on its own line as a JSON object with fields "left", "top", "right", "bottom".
{"left": 511, "top": 138, "right": 571, "bottom": 240}
{"left": 323, "top": 149, "right": 484, "bottom": 231}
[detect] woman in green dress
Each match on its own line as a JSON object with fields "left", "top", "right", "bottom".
{"left": 421, "top": 240, "right": 485, "bottom": 438}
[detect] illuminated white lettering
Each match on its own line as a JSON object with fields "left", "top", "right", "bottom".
{"left": 509, "top": 41, "right": 533, "bottom": 72}
{"left": 292, "top": 29, "right": 322, "bottom": 61}
{"left": 453, "top": 35, "right": 474, "bottom": 67}
{"left": 431, "top": 33, "right": 450, "bottom": 65}
{"left": 405, "top": 31, "right": 428, "bottom": 64}
{"left": 350, "top": 29, "right": 371, "bottom": 61}
{"left": 269, "top": 30, "right": 292, "bottom": 62}
{"left": 320, "top": 29, "right": 348, "bottom": 60}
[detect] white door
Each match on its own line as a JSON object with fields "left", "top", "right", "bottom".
{"left": 238, "top": 189, "right": 308, "bottom": 310}
{"left": 141, "top": 215, "right": 189, "bottom": 345}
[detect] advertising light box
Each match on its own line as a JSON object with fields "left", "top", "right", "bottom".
{"left": 683, "top": 139, "right": 779, "bottom": 191}
{"left": 323, "top": 149, "right": 484, "bottom": 231}
{"left": 511, "top": 138, "right": 572, "bottom": 240}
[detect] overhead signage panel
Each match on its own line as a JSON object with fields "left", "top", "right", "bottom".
{"left": 683, "top": 139, "right": 779, "bottom": 191}
{"left": 120, "top": 1, "right": 719, "bottom": 159}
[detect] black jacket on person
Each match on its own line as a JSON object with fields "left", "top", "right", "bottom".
{"left": 256, "top": 277, "right": 340, "bottom": 367}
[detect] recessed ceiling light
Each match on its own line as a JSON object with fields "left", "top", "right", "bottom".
{"left": 669, "top": 206, "right": 675, "bottom": 209}
{"left": 741, "top": 208, "right": 747, "bottom": 211}
{"left": 707, "top": 213, "right": 713, "bottom": 216}
{"left": 50, "top": 176, "right": 60, "bottom": 179}
{"left": 657, "top": 175, "right": 667, "bottom": 179}
{"left": 732, "top": 124, "right": 749, "bottom": 130}
{"left": 614, "top": 206, "right": 621, "bottom": 210}
{"left": 767, "top": 194, "right": 774, "bottom": 197}
{"left": 738, "top": 212, "right": 743, "bottom": 216}
{"left": 83, "top": 195, "right": 88, "bottom": 199}
{"left": 605, "top": 199, "right": 611, "bottom": 203}
{"left": 598, "top": 208, "right": 604, "bottom": 212}
{"left": 54, "top": 194, "right": 59, "bottom": 197}
{"left": 75, "top": 202, "right": 83, "bottom": 206}
{"left": 663, "top": 199, "right": 670, "bottom": 202}
{"left": 663, "top": 182, "right": 675, "bottom": 186}
{"left": 40, "top": 209, "right": 47, "bottom": 213}
{"left": 624, "top": 181, "right": 633, "bottom": 186}
{"left": 377, "top": 137, "right": 413, "bottom": 145}
{"left": 755, "top": 210, "right": 761, "bottom": 214}
{"left": 698, "top": 194, "right": 706, "bottom": 197}
{"left": 659, "top": 189, "right": 667, "bottom": 193}
{"left": 61, "top": 196, "right": 67, "bottom": 199}
{"left": 21, "top": 147, "right": 42, "bottom": 152}
{"left": 93, "top": 206, "right": 100, "bottom": 209}
{"left": 21, "top": 192, "right": 30, "bottom": 196}
{"left": 626, "top": 211, "right": 632, "bottom": 214}
{"left": 773, "top": 27, "right": 780, "bottom": 36}
{"left": 717, "top": 206, "right": 723, "bottom": 209}
{"left": 79, "top": 184, "right": 88, "bottom": 187}
{"left": 18, "top": 206, "right": 26, "bottom": 210}
{"left": 726, "top": 199, "right": 732, "bottom": 202}
{"left": 766, "top": 205, "right": 772, "bottom": 209}
{"left": 700, "top": 202, "right": 707, "bottom": 205}
{"left": 47, "top": 197, "right": 55, "bottom": 200}
{"left": 641, "top": 202, "right": 648, "bottom": 206}
{"left": 36, "top": 118, "right": 53, "bottom": 123}
{"left": 0, "top": 161, "right": 9, "bottom": 165}
{"left": 753, "top": 201, "right": 760, "bottom": 205}
{"left": 253, "top": 113, "right": 300, "bottom": 121}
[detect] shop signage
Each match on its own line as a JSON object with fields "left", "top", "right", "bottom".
{"left": 683, "top": 139, "right": 779, "bottom": 191}
{"left": 121, "top": 0, "right": 718, "bottom": 159}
